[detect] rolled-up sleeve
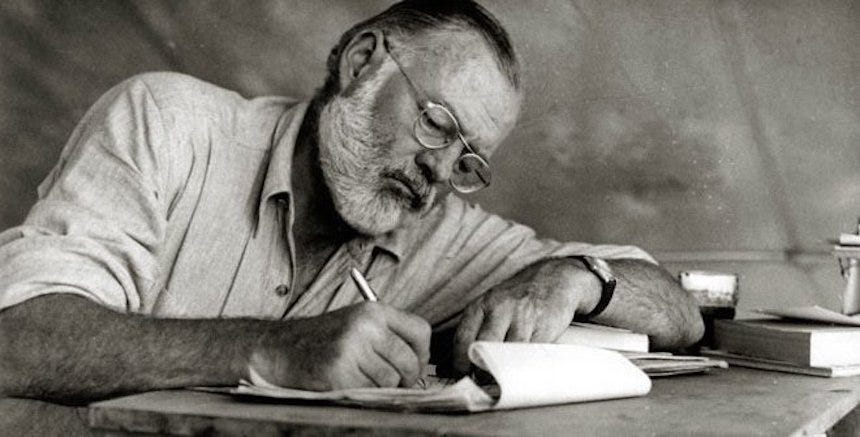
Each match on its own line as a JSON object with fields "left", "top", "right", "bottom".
{"left": 401, "top": 196, "right": 657, "bottom": 324}
{"left": 0, "top": 76, "right": 172, "bottom": 313}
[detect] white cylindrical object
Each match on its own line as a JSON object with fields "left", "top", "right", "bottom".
{"left": 843, "top": 259, "right": 860, "bottom": 315}
{"left": 679, "top": 270, "right": 739, "bottom": 307}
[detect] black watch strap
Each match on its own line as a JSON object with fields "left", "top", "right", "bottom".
{"left": 571, "top": 255, "right": 617, "bottom": 319}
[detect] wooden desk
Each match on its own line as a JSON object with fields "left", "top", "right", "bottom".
{"left": 89, "top": 368, "right": 860, "bottom": 436}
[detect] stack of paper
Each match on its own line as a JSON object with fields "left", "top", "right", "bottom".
{"left": 621, "top": 352, "right": 727, "bottom": 377}
{"left": 234, "top": 342, "right": 652, "bottom": 413}
{"left": 558, "top": 322, "right": 649, "bottom": 352}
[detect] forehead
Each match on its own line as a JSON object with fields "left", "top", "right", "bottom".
{"left": 404, "top": 30, "right": 521, "bottom": 151}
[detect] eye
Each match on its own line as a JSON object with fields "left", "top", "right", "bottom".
{"left": 421, "top": 111, "right": 445, "bottom": 132}
{"left": 420, "top": 105, "right": 457, "bottom": 135}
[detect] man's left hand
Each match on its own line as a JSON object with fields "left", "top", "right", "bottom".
{"left": 452, "top": 258, "right": 601, "bottom": 374}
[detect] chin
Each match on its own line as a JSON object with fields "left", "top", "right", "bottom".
{"left": 339, "top": 185, "right": 439, "bottom": 236}
{"left": 335, "top": 189, "right": 407, "bottom": 236}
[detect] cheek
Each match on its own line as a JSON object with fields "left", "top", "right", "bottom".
{"left": 370, "top": 80, "right": 418, "bottom": 152}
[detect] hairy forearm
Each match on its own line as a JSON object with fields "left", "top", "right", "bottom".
{"left": 0, "top": 294, "right": 272, "bottom": 403}
{"left": 589, "top": 259, "right": 703, "bottom": 349}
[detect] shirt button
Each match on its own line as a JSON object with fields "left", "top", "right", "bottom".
{"left": 274, "top": 284, "right": 290, "bottom": 296}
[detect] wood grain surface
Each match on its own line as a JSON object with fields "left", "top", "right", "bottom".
{"left": 90, "top": 368, "right": 860, "bottom": 436}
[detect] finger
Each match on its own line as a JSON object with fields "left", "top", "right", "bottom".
{"left": 373, "top": 332, "right": 422, "bottom": 387}
{"left": 531, "top": 318, "right": 568, "bottom": 343}
{"left": 357, "top": 349, "right": 402, "bottom": 388}
{"left": 378, "top": 306, "right": 432, "bottom": 367}
{"left": 505, "top": 315, "right": 535, "bottom": 342}
{"left": 453, "top": 303, "right": 484, "bottom": 375}
{"left": 475, "top": 306, "right": 513, "bottom": 343}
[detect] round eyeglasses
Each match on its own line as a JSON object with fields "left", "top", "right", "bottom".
{"left": 412, "top": 101, "right": 492, "bottom": 194}
{"left": 382, "top": 33, "right": 492, "bottom": 194}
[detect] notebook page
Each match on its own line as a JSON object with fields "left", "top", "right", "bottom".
{"left": 469, "top": 342, "right": 651, "bottom": 410}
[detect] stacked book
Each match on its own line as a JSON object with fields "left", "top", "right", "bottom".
{"left": 704, "top": 231, "right": 860, "bottom": 377}
{"left": 706, "top": 318, "right": 860, "bottom": 377}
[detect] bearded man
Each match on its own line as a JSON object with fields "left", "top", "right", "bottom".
{"left": 0, "top": 0, "right": 702, "bottom": 425}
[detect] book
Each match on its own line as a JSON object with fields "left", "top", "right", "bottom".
{"left": 233, "top": 342, "right": 652, "bottom": 413}
{"left": 701, "top": 349, "right": 860, "bottom": 378}
{"left": 557, "top": 322, "right": 649, "bottom": 352}
{"left": 714, "top": 319, "right": 860, "bottom": 367}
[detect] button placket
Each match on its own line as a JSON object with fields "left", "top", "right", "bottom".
{"left": 271, "top": 196, "right": 293, "bottom": 305}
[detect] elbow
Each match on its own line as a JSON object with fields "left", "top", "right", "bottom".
{"left": 650, "top": 306, "right": 705, "bottom": 350}
{"left": 0, "top": 312, "right": 27, "bottom": 397}
{"left": 681, "top": 310, "right": 706, "bottom": 348}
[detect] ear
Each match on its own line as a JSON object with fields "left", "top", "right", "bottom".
{"left": 338, "top": 29, "right": 387, "bottom": 91}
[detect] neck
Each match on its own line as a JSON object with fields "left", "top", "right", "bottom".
{"left": 290, "top": 98, "right": 355, "bottom": 247}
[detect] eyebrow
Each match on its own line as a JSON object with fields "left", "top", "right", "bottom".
{"left": 384, "top": 35, "right": 484, "bottom": 155}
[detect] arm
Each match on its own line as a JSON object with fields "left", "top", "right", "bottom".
{"left": 0, "top": 295, "right": 251, "bottom": 403}
{"left": 592, "top": 258, "right": 704, "bottom": 347}
{"left": 0, "top": 75, "right": 430, "bottom": 402}
{"left": 0, "top": 294, "right": 430, "bottom": 403}
{"left": 451, "top": 257, "right": 703, "bottom": 372}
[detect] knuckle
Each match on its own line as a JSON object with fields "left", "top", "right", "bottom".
{"left": 416, "top": 319, "right": 432, "bottom": 339}
{"left": 372, "top": 366, "right": 400, "bottom": 387}
{"left": 464, "top": 299, "right": 483, "bottom": 316}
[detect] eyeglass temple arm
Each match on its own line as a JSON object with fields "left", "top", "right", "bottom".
{"left": 382, "top": 34, "right": 431, "bottom": 105}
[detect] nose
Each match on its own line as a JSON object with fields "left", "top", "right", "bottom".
{"left": 415, "top": 145, "right": 461, "bottom": 185}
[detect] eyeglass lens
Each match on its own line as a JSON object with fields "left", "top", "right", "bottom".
{"left": 451, "top": 153, "right": 491, "bottom": 193}
{"left": 415, "top": 105, "right": 458, "bottom": 148}
{"left": 413, "top": 106, "right": 491, "bottom": 192}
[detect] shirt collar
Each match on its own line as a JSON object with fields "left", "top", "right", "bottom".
{"left": 365, "top": 202, "right": 447, "bottom": 263}
{"left": 257, "top": 101, "right": 309, "bottom": 222}
{"left": 354, "top": 228, "right": 410, "bottom": 262}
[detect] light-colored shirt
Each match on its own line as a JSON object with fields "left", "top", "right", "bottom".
{"left": 0, "top": 72, "right": 654, "bottom": 326}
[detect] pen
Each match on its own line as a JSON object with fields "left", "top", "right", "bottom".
{"left": 350, "top": 267, "right": 378, "bottom": 302}
{"left": 351, "top": 267, "right": 430, "bottom": 389}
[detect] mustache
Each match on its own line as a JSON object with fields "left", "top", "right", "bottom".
{"left": 381, "top": 169, "right": 433, "bottom": 210}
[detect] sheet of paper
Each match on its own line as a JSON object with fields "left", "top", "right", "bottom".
{"left": 469, "top": 342, "right": 651, "bottom": 410}
{"left": 237, "top": 373, "right": 493, "bottom": 412}
{"left": 755, "top": 305, "right": 860, "bottom": 326}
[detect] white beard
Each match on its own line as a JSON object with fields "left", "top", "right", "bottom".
{"left": 317, "top": 63, "right": 434, "bottom": 236}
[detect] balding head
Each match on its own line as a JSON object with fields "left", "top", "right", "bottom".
{"left": 318, "top": 0, "right": 520, "bottom": 104}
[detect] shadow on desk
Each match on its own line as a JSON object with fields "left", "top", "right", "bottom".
{"left": 8, "top": 370, "right": 860, "bottom": 436}
{"left": 0, "top": 397, "right": 91, "bottom": 437}
{"left": 830, "top": 409, "right": 860, "bottom": 437}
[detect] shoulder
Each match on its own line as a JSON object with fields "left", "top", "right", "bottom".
{"left": 402, "top": 195, "right": 524, "bottom": 249}
{"left": 435, "top": 195, "right": 524, "bottom": 234}
{"left": 105, "top": 72, "right": 296, "bottom": 148}
{"left": 111, "top": 72, "right": 264, "bottom": 118}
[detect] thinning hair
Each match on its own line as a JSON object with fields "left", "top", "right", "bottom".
{"left": 318, "top": 0, "right": 520, "bottom": 103}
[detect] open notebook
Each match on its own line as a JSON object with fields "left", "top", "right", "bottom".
{"left": 233, "top": 342, "right": 652, "bottom": 413}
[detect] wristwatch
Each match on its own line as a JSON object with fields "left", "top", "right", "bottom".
{"left": 571, "top": 255, "right": 617, "bottom": 319}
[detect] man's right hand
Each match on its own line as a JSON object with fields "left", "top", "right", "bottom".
{"left": 249, "top": 302, "right": 431, "bottom": 391}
